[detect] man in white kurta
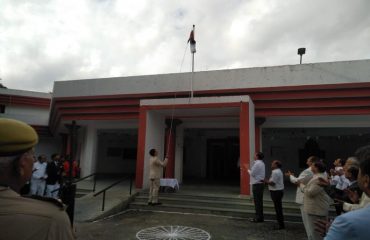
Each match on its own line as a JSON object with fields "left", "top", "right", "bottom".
{"left": 285, "top": 156, "right": 318, "bottom": 237}
{"left": 30, "top": 155, "right": 47, "bottom": 196}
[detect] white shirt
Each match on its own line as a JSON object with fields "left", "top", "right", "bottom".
{"left": 248, "top": 159, "right": 265, "bottom": 184}
{"left": 268, "top": 168, "right": 284, "bottom": 191}
{"left": 32, "top": 161, "right": 47, "bottom": 179}
{"left": 332, "top": 174, "right": 350, "bottom": 190}
{"left": 289, "top": 167, "right": 313, "bottom": 204}
{"left": 343, "top": 192, "right": 370, "bottom": 212}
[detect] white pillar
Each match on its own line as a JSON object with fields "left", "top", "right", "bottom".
{"left": 80, "top": 124, "right": 98, "bottom": 176}
{"left": 142, "top": 111, "right": 166, "bottom": 188}
{"left": 175, "top": 125, "right": 184, "bottom": 183}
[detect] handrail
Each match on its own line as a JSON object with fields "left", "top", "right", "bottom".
{"left": 73, "top": 173, "right": 96, "bottom": 184}
{"left": 93, "top": 174, "right": 133, "bottom": 211}
{"left": 51, "top": 172, "right": 99, "bottom": 194}
{"left": 73, "top": 172, "right": 99, "bottom": 192}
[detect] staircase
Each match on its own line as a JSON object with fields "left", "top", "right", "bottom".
{"left": 129, "top": 191, "right": 304, "bottom": 222}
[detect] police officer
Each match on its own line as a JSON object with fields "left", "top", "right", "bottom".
{"left": 0, "top": 118, "right": 74, "bottom": 240}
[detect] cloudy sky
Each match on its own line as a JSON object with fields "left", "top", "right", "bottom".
{"left": 1, "top": 0, "right": 369, "bottom": 92}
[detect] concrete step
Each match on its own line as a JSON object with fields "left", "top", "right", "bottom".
{"left": 129, "top": 192, "right": 304, "bottom": 222}
{"left": 134, "top": 194, "right": 301, "bottom": 214}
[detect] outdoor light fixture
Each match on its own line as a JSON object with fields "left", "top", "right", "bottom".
{"left": 298, "top": 48, "right": 306, "bottom": 64}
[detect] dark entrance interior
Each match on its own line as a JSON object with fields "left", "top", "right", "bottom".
{"left": 206, "top": 137, "right": 239, "bottom": 184}
{"left": 262, "top": 127, "right": 370, "bottom": 175}
{"left": 183, "top": 129, "right": 239, "bottom": 184}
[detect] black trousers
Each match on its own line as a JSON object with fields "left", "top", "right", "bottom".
{"left": 270, "top": 190, "right": 285, "bottom": 228}
{"left": 252, "top": 183, "right": 264, "bottom": 221}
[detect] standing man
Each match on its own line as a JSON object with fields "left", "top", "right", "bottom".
{"left": 45, "top": 153, "right": 63, "bottom": 198}
{"left": 266, "top": 160, "right": 285, "bottom": 230}
{"left": 148, "top": 148, "right": 168, "bottom": 206}
{"left": 0, "top": 118, "right": 74, "bottom": 239}
{"left": 285, "top": 155, "right": 318, "bottom": 237}
{"left": 30, "top": 154, "right": 47, "bottom": 196}
{"left": 248, "top": 151, "right": 266, "bottom": 222}
{"left": 303, "top": 161, "right": 330, "bottom": 240}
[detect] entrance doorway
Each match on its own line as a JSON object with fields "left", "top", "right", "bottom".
{"left": 206, "top": 137, "right": 239, "bottom": 184}
{"left": 182, "top": 129, "right": 239, "bottom": 184}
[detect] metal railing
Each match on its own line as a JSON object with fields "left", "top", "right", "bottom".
{"left": 93, "top": 174, "right": 134, "bottom": 211}
{"left": 72, "top": 172, "right": 99, "bottom": 192}
{"left": 51, "top": 172, "right": 99, "bottom": 194}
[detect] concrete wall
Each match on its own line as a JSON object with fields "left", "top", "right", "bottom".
{"left": 35, "top": 137, "right": 62, "bottom": 160}
{"left": 174, "top": 125, "right": 184, "bottom": 183}
{"left": 78, "top": 121, "right": 138, "bottom": 177}
{"left": 0, "top": 88, "right": 50, "bottom": 125}
{"left": 2, "top": 106, "right": 50, "bottom": 125}
{"left": 53, "top": 60, "right": 370, "bottom": 98}
{"left": 80, "top": 124, "right": 98, "bottom": 176}
{"left": 0, "top": 88, "right": 56, "bottom": 163}
{"left": 96, "top": 130, "right": 137, "bottom": 174}
{"left": 0, "top": 88, "right": 51, "bottom": 99}
{"left": 142, "top": 111, "right": 166, "bottom": 188}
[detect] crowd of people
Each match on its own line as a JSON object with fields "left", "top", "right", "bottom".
{"left": 247, "top": 148, "right": 370, "bottom": 240}
{"left": 21, "top": 152, "right": 80, "bottom": 199}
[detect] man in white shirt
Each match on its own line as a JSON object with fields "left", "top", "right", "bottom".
{"left": 266, "top": 160, "right": 285, "bottom": 230}
{"left": 30, "top": 154, "right": 47, "bottom": 196}
{"left": 248, "top": 152, "right": 265, "bottom": 222}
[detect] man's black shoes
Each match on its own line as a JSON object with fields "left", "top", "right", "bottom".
{"left": 249, "top": 218, "right": 264, "bottom": 223}
{"left": 273, "top": 225, "right": 285, "bottom": 230}
{"left": 148, "top": 202, "right": 162, "bottom": 206}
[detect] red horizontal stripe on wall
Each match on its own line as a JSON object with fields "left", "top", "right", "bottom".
{"left": 254, "top": 97, "right": 370, "bottom": 109}
{"left": 256, "top": 106, "right": 370, "bottom": 117}
{"left": 58, "top": 106, "right": 140, "bottom": 114}
{"left": 0, "top": 95, "right": 50, "bottom": 108}
{"left": 61, "top": 113, "right": 139, "bottom": 121}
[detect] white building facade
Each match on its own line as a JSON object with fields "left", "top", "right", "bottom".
{"left": 2, "top": 59, "right": 370, "bottom": 195}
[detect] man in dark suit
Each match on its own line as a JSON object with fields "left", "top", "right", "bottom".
{"left": 45, "top": 153, "right": 63, "bottom": 198}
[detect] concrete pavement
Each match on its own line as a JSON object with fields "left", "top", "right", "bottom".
{"left": 75, "top": 210, "right": 307, "bottom": 240}
{"left": 72, "top": 179, "right": 307, "bottom": 239}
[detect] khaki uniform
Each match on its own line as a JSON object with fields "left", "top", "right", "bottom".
{"left": 148, "top": 156, "right": 168, "bottom": 204}
{"left": 0, "top": 186, "right": 74, "bottom": 240}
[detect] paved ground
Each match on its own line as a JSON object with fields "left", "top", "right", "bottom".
{"left": 75, "top": 209, "right": 307, "bottom": 240}
{"left": 73, "top": 179, "right": 306, "bottom": 239}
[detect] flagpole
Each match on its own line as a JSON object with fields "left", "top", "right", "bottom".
{"left": 189, "top": 25, "right": 196, "bottom": 99}
{"left": 191, "top": 51, "right": 194, "bottom": 98}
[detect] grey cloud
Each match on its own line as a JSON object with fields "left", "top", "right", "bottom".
{"left": 1, "top": 0, "right": 370, "bottom": 91}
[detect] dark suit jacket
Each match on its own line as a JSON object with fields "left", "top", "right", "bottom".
{"left": 46, "top": 161, "right": 62, "bottom": 185}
